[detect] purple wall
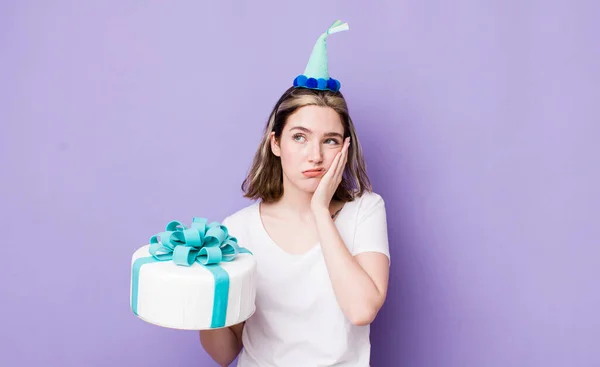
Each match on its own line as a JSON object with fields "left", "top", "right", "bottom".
{"left": 2, "top": 1, "right": 599, "bottom": 366}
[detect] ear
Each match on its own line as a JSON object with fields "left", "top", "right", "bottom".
{"left": 270, "top": 132, "right": 281, "bottom": 157}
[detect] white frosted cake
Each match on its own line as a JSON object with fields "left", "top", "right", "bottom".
{"left": 130, "top": 218, "right": 256, "bottom": 330}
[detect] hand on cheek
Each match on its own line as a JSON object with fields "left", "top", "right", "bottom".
{"left": 311, "top": 137, "right": 350, "bottom": 212}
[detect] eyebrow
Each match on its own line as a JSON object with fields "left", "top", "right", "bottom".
{"left": 289, "top": 126, "right": 344, "bottom": 139}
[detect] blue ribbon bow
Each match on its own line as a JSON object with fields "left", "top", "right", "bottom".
{"left": 131, "top": 217, "right": 251, "bottom": 328}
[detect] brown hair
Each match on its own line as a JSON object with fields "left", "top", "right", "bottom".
{"left": 242, "top": 86, "right": 372, "bottom": 203}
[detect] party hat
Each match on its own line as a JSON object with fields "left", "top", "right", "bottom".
{"left": 293, "top": 20, "right": 349, "bottom": 92}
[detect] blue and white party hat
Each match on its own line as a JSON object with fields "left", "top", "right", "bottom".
{"left": 293, "top": 20, "right": 349, "bottom": 92}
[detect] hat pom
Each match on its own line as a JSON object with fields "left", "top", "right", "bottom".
{"left": 327, "top": 78, "right": 340, "bottom": 91}
{"left": 293, "top": 75, "right": 308, "bottom": 87}
{"left": 293, "top": 75, "right": 341, "bottom": 92}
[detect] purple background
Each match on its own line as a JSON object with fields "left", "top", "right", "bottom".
{"left": 2, "top": 1, "right": 599, "bottom": 366}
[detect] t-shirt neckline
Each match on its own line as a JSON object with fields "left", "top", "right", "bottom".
{"left": 254, "top": 201, "right": 347, "bottom": 258}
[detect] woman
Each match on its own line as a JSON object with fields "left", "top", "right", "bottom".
{"left": 200, "top": 21, "right": 390, "bottom": 367}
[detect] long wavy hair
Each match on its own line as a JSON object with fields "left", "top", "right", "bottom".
{"left": 242, "top": 86, "right": 371, "bottom": 203}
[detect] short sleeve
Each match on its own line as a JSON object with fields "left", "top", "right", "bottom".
{"left": 221, "top": 214, "right": 241, "bottom": 241}
{"left": 219, "top": 205, "right": 253, "bottom": 252}
{"left": 351, "top": 193, "right": 390, "bottom": 263}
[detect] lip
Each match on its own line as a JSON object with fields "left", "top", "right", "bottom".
{"left": 302, "top": 168, "right": 325, "bottom": 178}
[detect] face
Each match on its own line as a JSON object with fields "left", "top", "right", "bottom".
{"left": 271, "top": 105, "right": 345, "bottom": 194}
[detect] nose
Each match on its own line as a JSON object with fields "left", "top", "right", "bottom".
{"left": 307, "top": 141, "right": 323, "bottom": 163}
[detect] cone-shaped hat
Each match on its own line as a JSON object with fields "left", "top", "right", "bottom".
{"left": 293, "top": 20, "right": 349, "bottom": 92}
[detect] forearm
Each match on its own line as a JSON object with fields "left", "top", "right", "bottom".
{"left": 313, "top": 208, "right": 385, "bottom": 325}
{"left": 199, "top": 324, "right": 243, "bottom": 367}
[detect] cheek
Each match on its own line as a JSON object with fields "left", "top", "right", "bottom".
{"left": 279, "top": 143, "right": 304, "bottom": 165}
{"left": 324, "top": 150, "right": 340, "bottom": 167}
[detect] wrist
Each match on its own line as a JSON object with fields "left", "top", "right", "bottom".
{"left": 311, "top": 205, "right": 330, "bottom": 218}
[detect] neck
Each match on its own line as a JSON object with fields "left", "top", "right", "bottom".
{"left": 279, "top": 184, "right": 314, "bottom": 215}
{"left": 272, "top": 176, "right": 322, "bottom": 220}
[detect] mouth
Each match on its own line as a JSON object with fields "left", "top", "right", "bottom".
{"left": 302, "top": 168, "right": 325, "bottom": 178}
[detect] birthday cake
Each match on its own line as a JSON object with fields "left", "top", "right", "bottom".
{"left": 130, "top": 217, "right": 256, "bottom": 330}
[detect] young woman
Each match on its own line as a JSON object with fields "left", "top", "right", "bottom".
{"left": 200, "top": 21, "right": 390, "bottom": 367}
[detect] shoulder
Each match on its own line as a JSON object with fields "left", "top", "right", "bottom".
{"left": 344, "top": 191, "right": 387, "bottom": 227}
{"left": 221, "top": 201, "right": 259, "bottom": 226}
{"left": 355, "top": 191, "right": 385, "bottom": 205}
{"left": 221, "top": 201, "right": 262, "bottom": 252}
{"left": 343, "top": 191, "right": 390, "bottom": 259}
{"left": 221, "top": 201, "right": 259, "bottom": 235}
{"left": 352, "top": 191, "right": 386, "bottom": 213}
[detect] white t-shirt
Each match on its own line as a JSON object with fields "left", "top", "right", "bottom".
{"left": 221, "top": 191, "right": 390, "bottom": 367}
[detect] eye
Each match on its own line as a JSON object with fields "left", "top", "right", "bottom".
{"left": 324, "top": 138, "right": 340, "bottom": 145}
{"left": 292, "top": 133, "right": 306, "bottom": 142}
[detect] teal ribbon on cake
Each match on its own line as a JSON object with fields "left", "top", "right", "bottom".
{"left": 131, "top": 217, "right": 251, "bottom": 328}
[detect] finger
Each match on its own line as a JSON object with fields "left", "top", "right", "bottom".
{"left": 327, "top": 138, "right": 349, "bottom": 182}
{"left": 332, "top": 150, "right": 346, "bottom": 181}
{"left": 326, "top": 151, "right": 342, "bottom": 179}
{"left": 342, "top": 138, "right": 350, "bottom": 163}
{"left": 336, "top": 138, "right": 350, "bottom": 177}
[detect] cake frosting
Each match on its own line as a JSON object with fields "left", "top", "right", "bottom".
{"left": 130, "top": 218, "right": 256, "bottom": 330}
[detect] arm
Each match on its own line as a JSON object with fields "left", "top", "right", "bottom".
{"left": 311, "top": 137, "right": 390, "bottom": 325}
{"left": 199, "top": 322, "right": 244, "bottom": 367}
{"left": 313, "top": 207, "right": 390, "bottom": 326}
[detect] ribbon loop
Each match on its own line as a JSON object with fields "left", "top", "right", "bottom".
{"left": 172, "top": 246, "right": 198, "bottom": 266}
{"left": 146, "top": 218, "right": 250, "bottom": 267}
{"left": 197, "top": 246, "right": 223, "bottom": 265}
{"left": 166, "top": 220, "right": 187, "bottom": 232}
{"left": 220, "top": 238, "right": 239, "bottom": 262}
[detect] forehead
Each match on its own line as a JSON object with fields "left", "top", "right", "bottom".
{"left": 285, "top": 105, "right": 344, "bottom": 133}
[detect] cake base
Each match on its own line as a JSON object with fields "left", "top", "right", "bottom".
{"left": 130, "top": 245, "right": 257, "bottom": 330}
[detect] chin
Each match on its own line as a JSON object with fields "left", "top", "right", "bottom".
{"left": 304, "top": 180, "right": 322, "bottom": 193}
{"left": 292, "top": 179, "right": 320, "bottom": 194}
{"left": 282, "top": 172, "right": 321, "bottom": 194}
